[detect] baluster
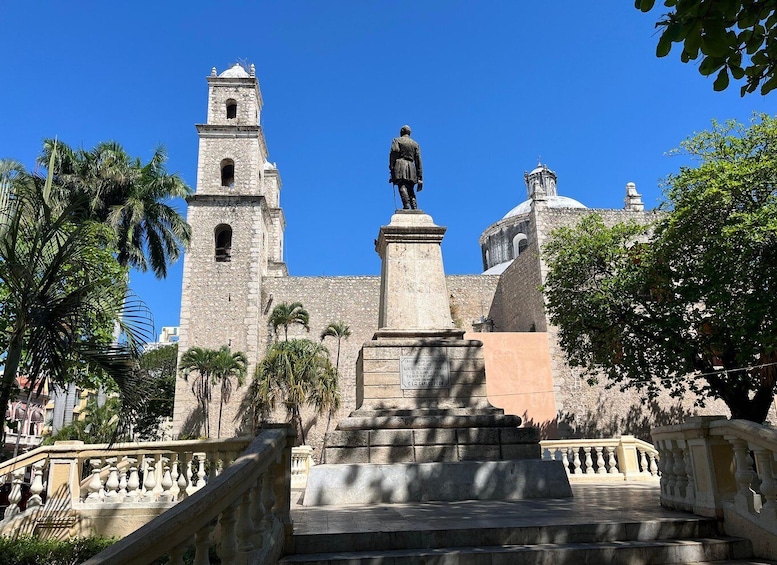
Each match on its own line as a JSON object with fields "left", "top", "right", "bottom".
{"left": 595, "top": 446, "right": 606, "bottom": 474}
{"left": 210, "top": 451, "right": 220, "bottom": 479}
{"left": 261, "top": 469, "right": 277, "bottom": 549}
{"left": 87, "top": 459, "right": 104, "bottom": 501}
{"left": 118, "top": 456, "right": 129, "bottom": 498}
{"left": 105, "top": 458, "right": 120, "bottom": 498}
{"left": 572, "top": 447, "right": 582, "bottom": 475}
{"left": 649, "top": 452, "right": 659, "bottom": 477}
{"left": 542, "top": 447, "right": 551, "bottom": 460}
{"left": 583, "top": 446, "right": 595, "bottom": 474}
{"left": 235, "top": 491, "right": 256, "bottom": 551}
{"left": 27, "top": 461, "right": 45, "bottom": 509}
{"left": 168, "top": 539, "right": 191, "bottom": 565}
{"left": 250, "top": 479, "right": 265, "bottom": 549}
{"left": 179, "top": 452, "right": 192, "bottom": 498}
{"left": 127, "top": 458, "right": 140, "bottom": 501}
{"left": 730, "top": 438, "right": 757, "bottom": 513}
{"left": 4, "top": 468, "right": 25, "bottom": 518}
{"left": 659, "top": 441, "right": 676, "bottom": 499}
{"left": 224, "top": 450, "right": 235, "bottom": 469}
{"left": 606, "top": 446, "right": 619, "bottom": 474}
{"left": 672, "top": 443, "right": 688, "bottom": 499}
{"left": 683, "top": 444, "right": 696, "bottom": 504}
{"left": 193, "top": 522, "right": 214, "bottom": 565}
{"left": 169, "top": 453, "right": 179, "bottom": 498}
{"left": 638, "top": 449, "right": 650, "bottom": 476}
{"left": 219, "top": 501, "right": 239, "bottom": 563}
{"left": 196, "top": 453, "right": 207, "bottom": 490}
{"left": 143, "top": 457, "right": 157, "bottom": 502}
{"left": 161, "top": 458, "right": 174, "bottom": 502}
{"left": 561, "top": 448, "right": 570, "bottom": 475}
{"left": 754, "top": 448, "right": 777, "bottom": 522}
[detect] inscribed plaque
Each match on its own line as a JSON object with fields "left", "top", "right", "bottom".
{"left": 400, "top": 355, "right": 451, "bottom": 390}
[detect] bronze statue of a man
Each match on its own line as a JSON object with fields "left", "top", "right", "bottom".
{"left": 389, "top": 125, "right": 423, "bottom": 210}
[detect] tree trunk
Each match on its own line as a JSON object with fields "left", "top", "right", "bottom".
{"left": 217, "top": 399, "right": 223, "bottom": 439}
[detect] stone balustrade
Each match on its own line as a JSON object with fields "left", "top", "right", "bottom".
{"left": 652, "top": 416, "right": 777, "bottom": 557}
{"left": 83, "top": 425, "right": 295, "bottom": 565}
{"left": 541, "top": 436, "right": 660, "bottom": 481}
{"left": 0, "top": 437, "right": 254, "bottom": 522}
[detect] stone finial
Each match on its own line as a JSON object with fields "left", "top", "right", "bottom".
{"left": 250, "top": 63, "right": 256, "bottom": 77}
{"left": 624, "top": 181, "right": 644, "bottom": 211}
{"left": 211, "top": 67, "right": 217, "bottom": 77}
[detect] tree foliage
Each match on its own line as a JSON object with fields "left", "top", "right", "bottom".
{"left": 268, "top": 302, "right": 309, "bottom": 341}
{"left": 251, "top": 338, "right": 339, "bottom": 445}
{"left": 39, "top": 139, "right": 192, "bottom": 278}
{"left": 132, "top": 344, "right": 178, "bottom": 441}
{"left": 0, "top": 149, "right": 154, "bottom": 439}
{"left": 636, "top": 0, "right": 777, "bottom": 95}
{"left": 179, "top": 345, "right": 247, "bottom": 438}
{"left": 543, "top": 114, "right": 777, "bottom": 422}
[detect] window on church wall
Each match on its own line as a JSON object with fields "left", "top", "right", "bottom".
{"left": 512, "top": 233, "right": 528, "bottom": 259}
{"left": 220, "top": 159, "right": 235, "bottom": 188}
{"left": 226, "top": 99, "right": 237, "bottom": 119}
{"left": 215, "top": 224, "right": 233, "bottom": 262}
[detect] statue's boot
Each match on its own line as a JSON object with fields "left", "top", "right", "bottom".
{"left": 398, "top": 186, "right": 411, "bottom": 209}
{"left": 410, "top": 197, "right": 418, "bottom": 210}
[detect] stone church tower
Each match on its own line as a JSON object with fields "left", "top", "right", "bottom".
{"left": 172, "top": 63, "right": 286, "bottom": 436}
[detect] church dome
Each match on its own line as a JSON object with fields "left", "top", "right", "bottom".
{"left": 480, "top": 161, "right": 588, "bottom": 274}
{"left": 219, "top": 63, "right": 251, "bottom": 78}
{"left": 502, "top": 195, "right": 587, "bottom": 220}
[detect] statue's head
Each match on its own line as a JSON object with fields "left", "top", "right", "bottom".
{"left": 400, "top": 125, "right": 412, "bottom": 136}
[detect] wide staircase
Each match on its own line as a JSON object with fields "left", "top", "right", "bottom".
{"left": 279, "top": 482, "right": 774, "bottom": 564}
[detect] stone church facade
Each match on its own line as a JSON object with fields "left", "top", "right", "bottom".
{"left": 172, "top": 65, "right": 728, "bottom": 448}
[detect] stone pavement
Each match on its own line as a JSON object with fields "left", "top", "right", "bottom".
{"left": 292, "top": 481, "right": 677, "bottom": 536}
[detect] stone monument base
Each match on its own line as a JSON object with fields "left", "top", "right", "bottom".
{"left": 304, "top": 459, "right": 572, "bottom": 506}
{"left": 324, "top": 407, "right": 537, "bottom": 464}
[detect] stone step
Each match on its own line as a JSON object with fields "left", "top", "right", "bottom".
{"left": 279, "top": 537, "right": 753, "bottom": 564}
{"left": 287, "top": 518, "right": 720, "bottom": 554}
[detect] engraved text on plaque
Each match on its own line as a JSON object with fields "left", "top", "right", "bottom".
{"left": 400, "top": 355, "right": 451, "bottom": 390}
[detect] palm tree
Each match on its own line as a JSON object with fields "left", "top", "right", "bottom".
{"left": 268, "top": 302, "right": 310, "bottom": 341}
{"left": 178, "top": 347, "right": 218, "bottom": 437}
{"left": 320, "top": 320, "right": 351, "bottom": 373}
{"left": 40, "top": 139, "right": 192, "bottom": 279}
{"left": 212, "top": 346, "right": 247, "bottom": 438}
{"left": 0, "top": 150, "right": 154, "bottom": 438}
{"left": 253, "top": 338, "right": 336, "bottom": 445}
{"left": 309, "top": 363, "right": 341, "bottom": 463}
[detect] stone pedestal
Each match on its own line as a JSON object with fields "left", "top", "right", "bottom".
{"left": 305, "top": 211, "right": 570, "bottom": 505}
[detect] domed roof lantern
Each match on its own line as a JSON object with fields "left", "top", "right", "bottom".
{"left": 524, "top": 161, "right": 558, "bottom": 199}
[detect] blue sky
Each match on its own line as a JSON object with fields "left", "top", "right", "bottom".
{"left": 1, "top": 2, "right": 774, "bottom": 336}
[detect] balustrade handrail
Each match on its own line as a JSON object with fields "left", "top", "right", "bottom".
{"left": 707, "top": 418, "right": 777, "bottom": 451}
{"left": 0, "top": 436, "right": 253, "bottom": 473}
{"left": 82, "top": 428, "right": 291, "bottom": 565}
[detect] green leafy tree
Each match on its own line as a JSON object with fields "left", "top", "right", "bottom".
{"left": 252, "top": 338, "right": 338, "bottom": 445}
{"left": 0, "top": 150, "right": 153, "bottom": 439}
{"left": 40, "top": 139, "right": 192, "bottom": 278}
{"left": 212, "top": 346, "right": 247, "bottom": 438}
{"left": 320, "top": 320, "right": 351, "bottom": 373}
{"left": 43, "top": 397, "right": 124, "bottom": 445}
{"left": 268, "top": 302, "right": 309, "bottom": 341}
{"left": 132, "top": 344, "right": 178, "bottom": 441}
{"left": 636, "top": 0, "right": 777, "bottom": 95}
{"left": 543, "top": 114, "right": 777, "bottom": 422}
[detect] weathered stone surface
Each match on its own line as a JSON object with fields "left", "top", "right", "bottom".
{"left": 369, "top": 429, "right": 413, "bottom": 446}
{"left": 303, "top": 460, "right": 572, "bottom": 506}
